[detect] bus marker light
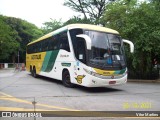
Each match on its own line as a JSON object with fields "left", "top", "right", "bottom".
{"left": 109, "top": 81, "right": 116, "bottom": 84}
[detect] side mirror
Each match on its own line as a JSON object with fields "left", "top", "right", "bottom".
{"left": 76, "top": 34, "right": 91, "bottom": 50}
{"left": 123, "top": 39, "right": 134, "bottom": 53}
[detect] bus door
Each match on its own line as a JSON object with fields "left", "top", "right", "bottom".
{"left": 75, "top": 38, "right": 87, "bottom": 84}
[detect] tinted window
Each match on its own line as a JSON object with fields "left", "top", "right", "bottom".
{"left": 27, "top": 31, "right": 69, "bottom": 54}
{"left": 59, "top": 32, "right": 70, "bottom": 52}
{"left": 69, "top": 29, "right": 83, "bottom": 58}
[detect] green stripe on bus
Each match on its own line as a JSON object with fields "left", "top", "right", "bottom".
{"left": 41, "top": 50, "right": 59, "bottom": 72}
{"left": 114, "top": 68, "right": 126, "bottom": 75}
{"left": 41, "top": 51, "right": 52, "bottom": 71}
{"left": 119, "top": 68, "right": 126, "bottom": 74}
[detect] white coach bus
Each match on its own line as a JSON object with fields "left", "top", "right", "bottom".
{"left": 26, "top": 24, "right": 134, "bottom": 87}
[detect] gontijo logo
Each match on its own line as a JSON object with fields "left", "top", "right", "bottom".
{"left": 31, "top": 54, "right": 41, "bottom": 60}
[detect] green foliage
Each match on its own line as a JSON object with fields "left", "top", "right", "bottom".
{"left": 0, "top": 15, "right": 43, "bottom": 62}
{"left": 64, "top": 0, "right": 113, "bottom": 24}
{"left": 63, "top": 16, "right": 93, "bottom": 25}
{"left": 0, "top": 15, "right": 19, "bottom": 60}
{"left": 42, "top": 16, "right": 93, "bottom": 34}
{"left": 42, "top": 19, "right": 63, "bottom": 34}
{"left": 101, "top": 0, "right": 160, "bottom": 78}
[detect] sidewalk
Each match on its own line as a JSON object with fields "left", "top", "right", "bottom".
{"left": 128, "top": 79, "right": 160, "bottom": 83}
{"left": 0, "top": 68, "right": 16, "bottom": 77}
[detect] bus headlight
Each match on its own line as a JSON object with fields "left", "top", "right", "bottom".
{"left": 83, "top": 68, "right": 99, "bottom": 77}
{"left": 83, "top": 68, "right": 92, "bottom": 74}
{"left": 84, "top": 68, "right": 127, "bottom": 79}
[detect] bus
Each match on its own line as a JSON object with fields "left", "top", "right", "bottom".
{"left": 26, "top": 24, "right": 134, "bottom": 87}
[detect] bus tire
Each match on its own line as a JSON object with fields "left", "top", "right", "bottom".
{"left": 62, "top": 70, "right": 74, "bottom": 88}
{"left": 33, "top": 67, "right": 37, "bottom": 78}
{"left": 30, "top": 66, "right": 33, "bottom": 75}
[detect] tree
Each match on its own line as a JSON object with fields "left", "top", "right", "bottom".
{"left": 4, "top": 17, "right": 43, "bottom": 63}
{"left": 63, "top": 16, "right": 93, "bottom": 25}
{"left": 101, "top": 0, "right": 160, "bottom": 79}
{"left": 150, "top": 0, "right": 160, "bottom": 10}
{"left": 0, "top": 15, "right": 19, "bottom": 61}
{"left": 42, "top": 16, "right": 93, "bottom": 34}
{"left": 0, "top": 15, "right": 43, "bottom": 63}
{"left": 64, "top": 0, "right": 114, "bottom": 24}
{"left": 42, "top": 19, "right": 63, "bottom": 34}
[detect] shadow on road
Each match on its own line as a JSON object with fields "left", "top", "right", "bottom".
{"left": 76, "top": 86, "right": 122, "bottom": 93}
{"left": 29, "top": 74, "right": 123, "bottom": 94}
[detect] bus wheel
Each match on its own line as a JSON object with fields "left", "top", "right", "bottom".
{"left": 30, "top": 66, "right": 33, "bottom": 75}
{"left": 62, "top": 70, "right": 74, "bottom": 88}
{"left": 33, "top": 67, "right": 37, "bottom": 78}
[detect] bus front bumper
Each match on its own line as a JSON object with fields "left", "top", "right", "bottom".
{"left": 81, "top": 74, "right": 128, "bottom": 87}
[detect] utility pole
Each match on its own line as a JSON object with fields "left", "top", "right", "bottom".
{"left": 18, "top": 50, "right": 20, "bottom": 69}
{"left": 18, "top": 50, "right": 19, "bottom": 64}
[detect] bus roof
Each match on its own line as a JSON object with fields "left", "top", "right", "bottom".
{"left": 27, "top": 24, "right": 119, "bottom": 45}
{"left": 68, "top": 24, "right": 119, "bottom": 34}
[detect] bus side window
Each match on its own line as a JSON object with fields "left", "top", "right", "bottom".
{"left": 39, "top": 42, "right": 42, "bottom": 52}
{"left": 46, "top": 39, "right": 49, "bottom": 51}
{"left": 35, "top": 43, "right": 39, "bottom": 53}
{"left": 37, "top": 42, "right": 41, "bottom": 52}
{"left": 59, "top": 32, "right": 70, "bottom": 52}
{"left": 54, "top": 39, "right": 59, "bottom": 50}
{"left": 48, "top": 37, "right": 53, "bottom": 50}
{"left": 49, "top": 36, "right": 59, "bottom": 50}
{"left": 33, "top": 44, "right": 36, "bottom": 53}
{"left": 42, "top": 40, "right": 48, "bottom": 51}
{"left": 42, "top": 41, "right": 46, "bottom": 52}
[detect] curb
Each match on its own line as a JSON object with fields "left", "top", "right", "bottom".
{"left": 128, "top": 79, "right": 160, "bottom": 83}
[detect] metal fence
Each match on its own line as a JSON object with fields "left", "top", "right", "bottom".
{"left": 0, "top": 63, "right": 25, "bottom": 70}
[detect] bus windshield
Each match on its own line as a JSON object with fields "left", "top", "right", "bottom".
{"left": 84, "top": 30, "right": 126, "bottom": 69}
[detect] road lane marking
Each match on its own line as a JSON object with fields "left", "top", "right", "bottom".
{"left": 0, "top": 92, "right": 12, "bottom": 97}
{"left": 0, "top": 107, "right": 56, "bottom": 111}
{"left": 0, "top": 97, "right": 32, "bottom": 104}
{"left": 36, "top": 103, "right": 80, "bottom": 111}
{"left": 0, "top": 92, "right": 80, "bottom": 111}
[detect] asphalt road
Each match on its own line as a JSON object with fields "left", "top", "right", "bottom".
{"left": 0, "top": 68, "right": 160, "bottom": 120}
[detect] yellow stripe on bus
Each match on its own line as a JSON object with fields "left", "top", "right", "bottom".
{"left": 26, "top": 52, "right": 46, "bottom": 74}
